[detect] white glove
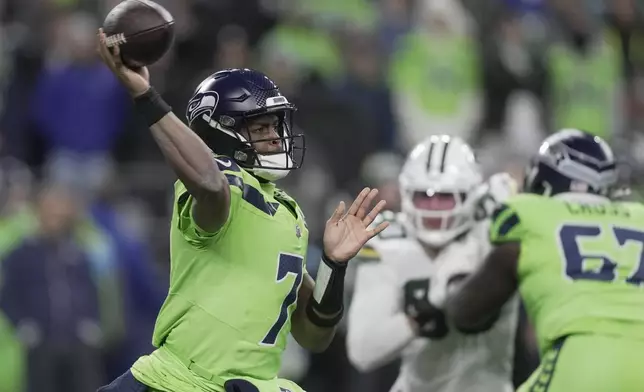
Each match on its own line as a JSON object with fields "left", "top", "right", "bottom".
{"left": 487, "top": 172, "right": 518, "bottom": 204}
{"left": 474, "top": 172, "right": 518, "bottom": 220}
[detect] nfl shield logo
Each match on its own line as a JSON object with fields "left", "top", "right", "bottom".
{"left": 295, "top": 224, "right": 301, "bottom": 238}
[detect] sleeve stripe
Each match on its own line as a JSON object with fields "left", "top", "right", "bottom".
{"left": 224, "top": 174, "right": 279, "bottom": 216}
{"left": 491, "top": 204, "right": 509, "bottom": 223}
{"left": 225, "top": 173, "right": 244, "bottom": 188}
{"left": 497, "top": 213, "right": 520, "bottom": 237}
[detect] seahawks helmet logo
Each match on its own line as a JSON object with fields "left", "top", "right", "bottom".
{"left": 187, "top": 91, "right": 219, "bottom": 124}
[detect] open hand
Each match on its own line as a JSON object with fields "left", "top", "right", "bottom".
{"left": 96, "top": 28, "right": 150, "bottom": 97}
{"left": 323, "top": 188, "right": 389, "bottom": 263}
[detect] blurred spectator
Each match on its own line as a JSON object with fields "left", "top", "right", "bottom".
{"left": 161, "top": 0, "right": 276, "bottom": 110}
{"left": 257, "top": 11, "right": 343, "bottom": 85}
{"left": 472, "top": 4, "right": 550, "bottom": 147}
{"left": 390, "top": 0, "right": 480, "bottom": 149}
{"left": 0, "top": 158, "right": 36, "bottom": 255}
{"left": 377, "top": 0, "right": 416, "bottom": 56}
{"left": 28, "top": 11, "right": 130, "bottom": 194}
{"left": 297, "top": 0, "right": 377, "bottom": 31}
{"left": 0, "top": 310, "right": 25, "bottom": 392}
{"left": 166, "top": 23, "right": 252, "bottom": 110}
{"left": 0, "top": 158, "right": 35, "bottom": 392}
{"left": 333, "top": 30, "right": 397, "bottom": 151}
{"left": 477, "top": 92, "right": 546, "bottom": 177}
{"left": 547, "top": 1, "right": 624, "bottom": 139}
{"left": 89, "top": 172, "right": 166, "bottom": 380}
{"left": 258, "top": 33, "right": 380, "bottom": 192}
{"left": 256, "top": 31, "right": 310, "bottom": 98}
{"left": 0, "top": 183, "right": 125, "bottom": 392}
{"left": 214, "top": 24, "right": 251, "bottom": 71}
{"left": 607, "top": 0, "right": 644, "bottom": 164}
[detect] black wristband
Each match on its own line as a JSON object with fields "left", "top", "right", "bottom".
{"left": 306, "top": 300, "right": 344, "bottom": 328}
{"left": 306, "top": 253, "right": 346, "bottom": 327}
{"left": 134, "top": 86, "right": 172, "bottom": 126}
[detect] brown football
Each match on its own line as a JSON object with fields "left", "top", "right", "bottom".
{"left": 103, "top": 0, "right": 175, "bottom": 68}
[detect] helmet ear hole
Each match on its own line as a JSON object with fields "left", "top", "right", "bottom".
{"left": 233, "top": 150, "right": 252, "bottom": 165}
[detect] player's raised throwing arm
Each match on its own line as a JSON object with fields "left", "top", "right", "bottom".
{"left": 291, "top": 188, "right": 389, "bottom": 352}
{"left": 97, "top": 30, "right": 229, "bottom": 232}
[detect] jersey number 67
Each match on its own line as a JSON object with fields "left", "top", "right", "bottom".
{"left": 559, "top": 224, "right": 644, "bottom": 285}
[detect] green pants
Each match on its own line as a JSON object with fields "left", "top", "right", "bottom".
{"left": 519, "top": 334, "right": 644, "bottom": 392}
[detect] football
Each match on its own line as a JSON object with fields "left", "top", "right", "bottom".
{"left": 103, "top": 0, "right": 175, "bottom": 68}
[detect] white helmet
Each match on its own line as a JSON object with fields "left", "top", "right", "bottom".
{"left": 399, "top": 135, "right": 483, "bottom": 248}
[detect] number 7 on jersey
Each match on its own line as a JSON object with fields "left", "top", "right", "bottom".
{"left": 260, "top": 253, "right": 304, "bottom": 346}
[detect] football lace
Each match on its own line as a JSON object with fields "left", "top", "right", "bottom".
{"left": 105, "top": 33, "right": 127, "bottom": 47}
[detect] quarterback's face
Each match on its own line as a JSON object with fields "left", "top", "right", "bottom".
{"left": 412, "top": 191, "right": 456, "bottom": 229}
{"left": 242, "top": 114, "right": 283, "bottom": 155}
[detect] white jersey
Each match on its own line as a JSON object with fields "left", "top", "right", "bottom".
{"left": 346, "top": 212, "right": 518, "bottom": 392}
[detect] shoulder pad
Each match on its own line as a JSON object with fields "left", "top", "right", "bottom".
{"left": 355, "top": 244, "right": 381, "bottom": 262}
{"left": 356, "top": 211, "right": 407, "bottom": 262}
{"left": 373, "top": 211, "right": 407, "bottom": 240}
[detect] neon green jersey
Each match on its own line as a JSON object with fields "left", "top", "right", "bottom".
{"left": 132, "top": 156, "right": 309, "bottom": 391}
{"left": 490, "top": 193, "right": 644, "bottom": 355}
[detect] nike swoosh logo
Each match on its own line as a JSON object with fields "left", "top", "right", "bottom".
{"left": 214, "top": 158, "right": 232, "bottom": 168}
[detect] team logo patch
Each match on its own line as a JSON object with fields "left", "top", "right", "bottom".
{"left": 187, "top": 91, "right": 219, "bottom": 123}
{"left": 295, "top": 224, "right": 302, "bottom": 238}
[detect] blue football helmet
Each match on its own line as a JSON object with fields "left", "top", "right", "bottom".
{"left": 186, "top": 68, "right": 305, "bottom": 181}
{"left": 523, "top": 129, "right": 618, "bottom": 196}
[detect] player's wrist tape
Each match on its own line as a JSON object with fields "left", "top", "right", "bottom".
{"left": 306, "top": 253, "right": 347, "bottom": 327}
{"left": 134, "top": 86, "right": 172, "bottom": 126}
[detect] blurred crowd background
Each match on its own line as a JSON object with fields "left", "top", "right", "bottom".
{"left": 1, "top": 0, "right": 644, "bottom": 390}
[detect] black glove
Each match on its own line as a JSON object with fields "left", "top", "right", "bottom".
{"left": 403, "top": 279, "right": 448, "bottom": 339}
